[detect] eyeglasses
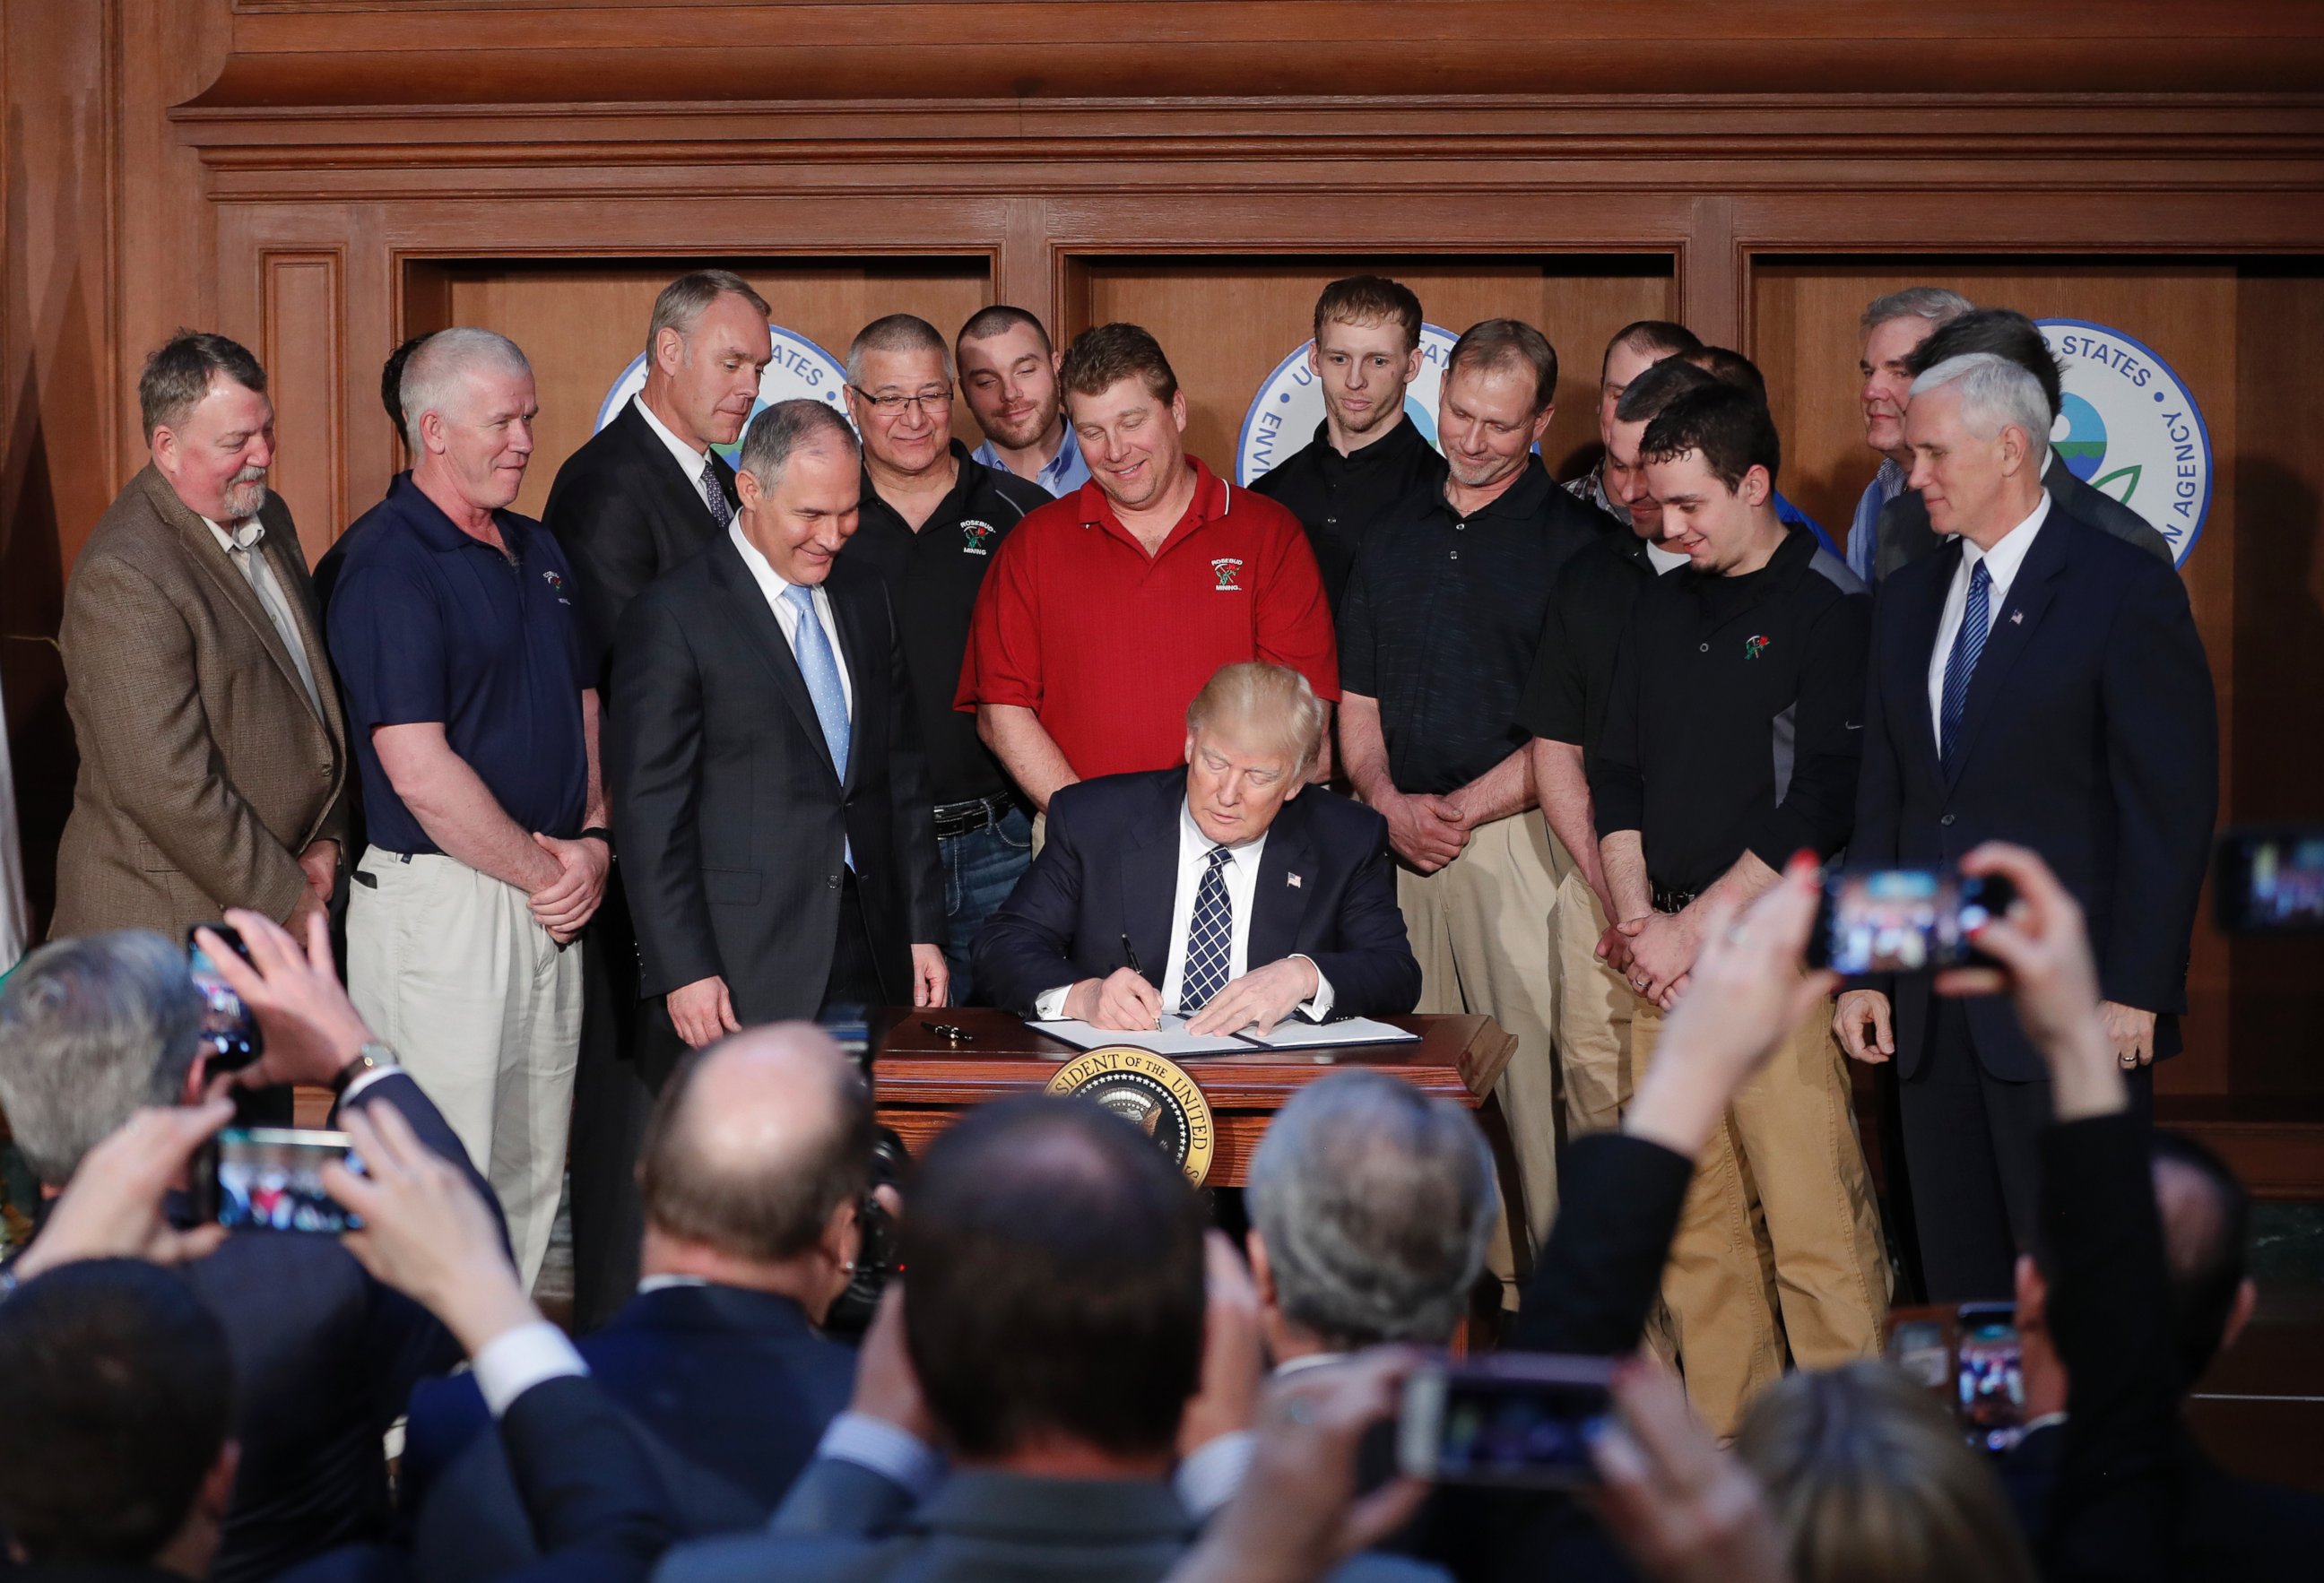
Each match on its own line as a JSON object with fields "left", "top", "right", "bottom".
{"left": 851, "top": 385, "right": 955, "bottom": 416}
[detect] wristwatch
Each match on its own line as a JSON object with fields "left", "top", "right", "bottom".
{"left": 578, "top": 826, "right": 615, "bottom": 849}
{"left": 330, "top": 1041, "right": 399, "bottom": 1096}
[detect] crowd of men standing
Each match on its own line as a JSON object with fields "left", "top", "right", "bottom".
{"left": 40, "top": 265, "right": 2217, "bottom": 1438}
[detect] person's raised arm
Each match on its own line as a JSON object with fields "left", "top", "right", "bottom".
{"left": 11, "top": 1103, "right": 234, "bottom": 1282}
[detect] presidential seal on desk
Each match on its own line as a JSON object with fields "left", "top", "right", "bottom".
{"left": 1045, "top": 1048, "right": 1217, "bottom": 1187}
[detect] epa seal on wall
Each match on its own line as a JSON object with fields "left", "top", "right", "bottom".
{"left": 1236, "top": 323, "right": 1464, "bottom": 487}
{"left": 1045, "top": 1048, "right": 1217, "bottom": 1187}
{"left": 594, "top": 323, "right": 853, "bottom": 463}
{"left": 2035, "top": 319, "right": 2210, "bottom": 566}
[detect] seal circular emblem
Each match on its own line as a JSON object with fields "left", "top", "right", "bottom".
{"left": 1044, "top": 1048, "right": 1217, "bottom": 1187}
{"left": 1236, "top": 323, "right": 1464, "bottom": 488}
{"left": 594, "top": 323, "right": 853, "bottom": 464}
{"left": 2035, "top": 319, "right": 2211, "bottom": 566}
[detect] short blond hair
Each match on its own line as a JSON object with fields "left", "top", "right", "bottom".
{"left": 1184, "top": 662, "right": 1327, "bottom": 780}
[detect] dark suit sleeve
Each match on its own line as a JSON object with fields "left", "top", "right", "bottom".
{"left": 879, "top": 582, "right": 946, "bottom": 947}
{"left": 546, "top": 466, "right": 663, "bottom": 693}
{"left": 1845, "top": 593, "right": 1905, "bottom": 998}
{"left": 970, "top": 787, "right": 1094, "bottom": 1016}
{"left": 608, "top": 595, "right": 724, "bottom": 999}
{"left": 492, "top": 1374, "right": 678, "bottom": 1583}
{"left": 1302, "top": 809, "right": 1421, "bottom": 1017}
{"left": 767, "top": 1455, "right": 921, "bottom": 1538}
{"left": 334, "top": 1072, "right": 502, "bottom": 1424}
{"left": 1747, "top": 591, "right": 1869, "bottom": 872}
{"left": 1589, "top": 619, "right": 1645, "bottom": 840}
{"left": 2040, "top": 1112, "right": 2181, "bottom": 1583}
{"left": 2097, "top": 564, "right": 2217, "bottom": 1015}
{"left": 1509, "top": 1132, "right": 1694, "bottom": 1354}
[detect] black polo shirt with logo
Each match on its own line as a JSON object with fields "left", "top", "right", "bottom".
{"left": 1340, "top": 455, "right": 1618, "bottom": 797}
{"left": 1514, "top": 525, "right": 1662, "bottom": 776}
{"left": 1591, "top": 525, "right": 1871, "bottom": 897}
{"left": 1253, "top": 416, "right": 1447, "bottom": 613}
{"left": 846, "top": 439, "right": 1052, "bottom": 806}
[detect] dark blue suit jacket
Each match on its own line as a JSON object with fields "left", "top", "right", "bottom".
{"left": 1851, "top": 507, "right": 2216, "bottom": 1080}
{"left": 402, "top": 1284, "right": 855, "bottom": 1580}
{"left": 972, "top": 768, "right": 1421, "bottom": 1022}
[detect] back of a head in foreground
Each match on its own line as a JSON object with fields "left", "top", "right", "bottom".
{"left": 1735, "top": 1361, "right": 2040, "bottom": 1583}
{"left": 0, "top": 1259, "right": 235, "bottom": 1566}
{"left": 637, "top": 1022, "right": 876, "bottom": 1263}
{"left": 2152, "top": 1129, "right": 2253, "bottom": 1388}
{"left": 1246, "top": 1069, "right": 1497, "bottom": 1347}
{"left": 0, "top": 930, "right": 204, "bottom": 1186}
{"left": 903, "top": 1094, "right": 1208, "bottom": 1462}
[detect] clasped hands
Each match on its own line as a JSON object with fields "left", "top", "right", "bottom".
{"left": 1377, "top": 788, "right": 1474, "bottom": 874}
{"left": 1598, "top": 909, "right": 1700, "bottom": 1010}
{"left": 1065, "top": 956, "right": 1319, "bottom": 1037}
{"left": 525, "top": 831, "right": 609, "bottom": 944}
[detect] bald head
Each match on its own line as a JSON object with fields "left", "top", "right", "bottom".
{"left": 637, "top": 1023, "right": 873, "bottom": 1264}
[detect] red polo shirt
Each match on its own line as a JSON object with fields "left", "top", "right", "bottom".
{"left": 955, "top": 455, "right": 1339, "bottom": 779}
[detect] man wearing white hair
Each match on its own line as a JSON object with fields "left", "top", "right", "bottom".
{"left": 328, "top": 326, "right": 607, "bottom": 1287}
{"left": 1837, "top": 350, "right": 2216, "bottom": 1302}
{"left": 976, "top": 661, "right": 1419, "bottom": 1033}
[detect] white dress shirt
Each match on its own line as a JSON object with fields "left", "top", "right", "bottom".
{"left": 633, "top": 393, "right": 720, "bottom": 514}
{"left": 1927, "top": 492, "right": 2050, "bottom": 742}
{"left": 1034, "top": 799, "right": 1332, "bottom": 1021}
{"left": 727, "top": 519, "right": 853, "bottom": 716}
{"left": 203, "top": 515, "right": 324, "bottom": 717}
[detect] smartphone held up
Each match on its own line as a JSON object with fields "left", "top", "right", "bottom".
{"left": 1808, "top": 866, "right": 2017, "bottom": 976}
{"left": 1398, "top": 1354, "right": 1617, "bottom": 1490}
{"left": 192, "top": 1127, "right": 365, "bottom": 1233}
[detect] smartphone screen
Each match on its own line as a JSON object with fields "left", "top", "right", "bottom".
{"left": 2214, "top": 828, "right": 2324, "bottom": 936}
{"left": 1814, "top": 868, "right": 2016, "bottom": 974}
{"left": 1399, "top": 1356, "right": 1616, "bottom": 1489}
{"left": 206, "top": 1127, "right": 362, "bottom": 1233}
{"left": 1955, "top": 1304, "right": 2027, "bottom": 1455}
{"left": 186, "top": 925, "right": 262, "bottom": 1071}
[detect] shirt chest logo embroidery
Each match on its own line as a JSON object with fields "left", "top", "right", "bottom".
{"left": 1210, "top": 557, "right": 1245, "bottom": 591}
{"left": 961, "top": 520, "right": 996, "bottom": 556}
{"left": 542, "top": 568, "right": 571, "bottom": 605}
{"left": 1743, "top": 634, "right": 1771, "bottom": 660}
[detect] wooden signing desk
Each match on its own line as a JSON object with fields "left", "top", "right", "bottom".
{"left": 870, "top": 1008, "right": 1525, "bottom": 1266}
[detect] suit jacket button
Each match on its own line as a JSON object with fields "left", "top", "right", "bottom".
{"left": 1940, "top": 813, "right": 1956, "bottom": 826}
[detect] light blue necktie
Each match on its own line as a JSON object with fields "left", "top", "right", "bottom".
{"left": 1938, "top": 559, "right": 1991, "bottom": 776}
{"left": 783, "top": 582, "right": 851, "bottom": 781}
{"left": 1179, "top": 848, "right": 1236, "bottom": 1013}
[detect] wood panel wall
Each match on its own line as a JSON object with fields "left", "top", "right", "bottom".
{"left": 5, "top": 0, "right": 2323, "bottom": 1144}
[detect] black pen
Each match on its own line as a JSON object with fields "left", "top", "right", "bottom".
{"left": 1121, "top": 934, "right": 1162, "bottom": 1031}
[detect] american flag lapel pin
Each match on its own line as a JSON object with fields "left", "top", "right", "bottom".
{"left": 2009, "top": 609, "right": 2024, "bottom": 626}
{"left": 1287, "top": 873, "right": 1303, "bottom": 888}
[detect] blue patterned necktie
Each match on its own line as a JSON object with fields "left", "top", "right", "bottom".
{"left": 1938, "top": 559, "right": 1991, "bottom": 775}
{"left": 701, "top": 456, "right": 733, "bottom": 528}
{"left": 782, "top": 583, "right": 850, "bottom": 781}
{"left": 1178, "top": 848, "right": 1236, "bottom": 1013}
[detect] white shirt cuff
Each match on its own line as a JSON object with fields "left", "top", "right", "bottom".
{"left": 816, "top": 1410, "right": 945, "bottom": 1502}
{"left": 470, "top": 1320, "right": 586, "bottom": 1417}
{"left": 1033, "top": 984, "right": 1075, "bottom": 1021}
{"left": 1175, "top": 1430, "right": 1256, "bottom": 1521}
{"left": 337, "top": 1062, "right": 402, "bottom": 1106}
{"left": 1290, "top": 956, "right": 1335, "bottom": 1022}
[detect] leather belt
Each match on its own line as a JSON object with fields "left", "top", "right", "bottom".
{"left": 933, "top": 793, "right": 1013, "bottom": 841}
{"left": 1650, "top": 886, "right": 1699, "bottom": 915}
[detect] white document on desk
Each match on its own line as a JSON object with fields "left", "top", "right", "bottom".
{"left": 1238, "top": 1016, "right": 1419, "bottom": 1050}
{"left": 1026, "top": 1016, "right": 1257, "bottom": 1057}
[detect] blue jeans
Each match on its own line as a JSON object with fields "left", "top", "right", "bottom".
{"left": 940, "top": 804, "right": 1033, "bottom": 1006}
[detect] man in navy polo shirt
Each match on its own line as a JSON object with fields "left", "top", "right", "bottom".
{"left": 327, "top": 327, "right": 609, "bottom": 1289}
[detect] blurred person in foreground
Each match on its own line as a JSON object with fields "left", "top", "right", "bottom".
{"left": 403, "top": 1025, "right": 871, "bottom": 1577}
{"left": 0, "top": 1102, "right": 674, "bottom": 1583}
{"left": 0, "top": 910, "right": 491, "bottom": 1582}
{"left": 655, "top": 1094, "right": 1434, "bottom": 1583}
{"left": 1171, "top": 841, "right": 2186, "bottom": 1583}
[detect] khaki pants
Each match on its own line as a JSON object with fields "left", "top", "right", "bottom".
{"left": 1031, "top": 809, "right": 1046, "bottom": 857}
{"left": 348, "top": 848, "right": 583, "bottom": 1293}
{"left": 1398, "top": 811, "right": 1563, "bottom": 1267}
{"left": 1631, "top": 994, "right": 1889, "bottom": 1439}
{"left": 1552, "top": 862, "right": 1631, "bottom": 1138}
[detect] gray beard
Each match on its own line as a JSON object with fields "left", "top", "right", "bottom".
{"left": 224, "top": 480, "right": 270, "bottom": 522}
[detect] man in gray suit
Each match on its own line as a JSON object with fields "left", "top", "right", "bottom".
{"left": 1871, "top": 307, "right": 2174, "bottom": 581}
{"left": 655, "top": 1094, "right": 1436, "bottom": 1583}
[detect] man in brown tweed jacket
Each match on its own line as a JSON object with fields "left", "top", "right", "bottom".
{"left": 52, "top": 332, "right": 347, "bottom": 942}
